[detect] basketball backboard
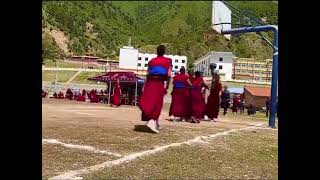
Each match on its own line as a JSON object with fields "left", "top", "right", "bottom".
{"left": 212, "top": 1, "right": 232, "bottom": 39}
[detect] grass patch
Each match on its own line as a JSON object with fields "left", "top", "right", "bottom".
{"left": 84, "top": 129, "right": 277, "bottom": 179}
{"left": 71, "top": 72, "right": 104, "bottom": 84}
{"left": 42, "top": 70, "right": 77, "bottom": 83}
{"left": 42, "top": 144, "right": 116, "bottom": 179}
{"left": 44, "top": 60, "right": 80, "bottom": 68}
{"left": 44, "top": 60, "right": 106, "bottom": 69}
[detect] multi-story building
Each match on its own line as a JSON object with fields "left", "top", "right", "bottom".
{"left": 233, "top": 58, "right": 273, "bottom": 82}
{"left": 193, "top": 51, "right": 235, "bottom": 81}
{"left": 119, "top": 46, "right": 187, "bottom": 76}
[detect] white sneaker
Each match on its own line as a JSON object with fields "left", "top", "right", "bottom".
{"left": 147, "top": 120, "right": 159, "bottom": 133}
{"left": 204, "top": 115, "right": 209, "bottom": 121}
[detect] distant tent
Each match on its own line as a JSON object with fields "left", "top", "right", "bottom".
{"left": 88, "top": 71, "right": 144, "bottom": 83}
{"left": 88, "top": 71, "right": 145, "bottom": 106}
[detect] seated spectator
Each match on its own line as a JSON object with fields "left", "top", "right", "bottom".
{"left": 74, "top": 89, "right": 80, "bottom": 100}
{"left": 82, "top": 89, "right": 87, "bottom": 96}
{"left": 87, "top": 89, "right": 93, "bottom": 100}
{"left": 53, "top": 92, "right": 58, "bottom": 98}
{"left": 77, "top": 89, "right": 86, "bottom": 102}
{"left": 90, "top": 89, "right": 99, "bottom": 103}
{"left": 42, "top": 89, "right": 47, "bottom": 98}
{"left": 66, "top": 88, "right": 73, "bottom": 100}
{"left": 58, "top": 91, "right": 64, "bottom": 99}
{"left": 100, "top": 90, "right": 104, "bottom": 96}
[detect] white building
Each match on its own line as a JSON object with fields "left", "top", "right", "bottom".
{"left": 193, "top": 51, "right": 235, "bottom": 81}
{"left": 119, "top": 46, "right": 187, "bottom": 75}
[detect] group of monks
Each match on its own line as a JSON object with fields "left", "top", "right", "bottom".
{"left": 42, "top": 84, "right": 122, "bottom": 107}
{"left": 168, "top": 68, "right": 222, "bottom": 123}
{"left": 139, "top": 45, "right": 227, "bottom": 133}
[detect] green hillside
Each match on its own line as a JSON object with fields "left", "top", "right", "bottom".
{"left": 42, "top": 1, "right": 278, "bottom": 66}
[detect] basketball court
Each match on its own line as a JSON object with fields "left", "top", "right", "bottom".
{"left": 43, "top": 99, "right": 277, "bottom": 179}
{"left": 43, "top": 1, "right": 278, "bottom": 179}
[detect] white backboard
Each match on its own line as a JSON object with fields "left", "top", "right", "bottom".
{"left": 212, "top": 1, "right": 231, "bottom": 40}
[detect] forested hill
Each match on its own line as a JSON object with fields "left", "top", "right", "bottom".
{"left": 42, "top": 1, "right": 278, "bottom": 66}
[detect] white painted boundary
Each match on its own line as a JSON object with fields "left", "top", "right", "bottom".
{"left": 49, "top": 123, "right": 268, "bottom": 180}
{"left": 43, "top": 139, "right": 122, "bottom": 157}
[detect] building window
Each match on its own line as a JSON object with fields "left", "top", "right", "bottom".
{"left": 182, "top": 60, "right": 185, "bottom": 63}
{"left": 175, "top": 59, "right": 179, "bottom": 63}
{"left": 145, "top": 64, "right": 148, "bottom": 67}
{"left": 175, "top": 66, "right": 178, "bottom": 69}
{"left": 219, "top": 65, "right": 223, "bottom": 69}
{"left": 137, "top": 63, "right": 141, "bottom": 67}
{"left": 138, "top": 57, "right": 142, "bottom": 60}
{"left": 145, "top": 57, "right": 148, "bottom": 61}
{"left": 219, "top": 57, "right": 223, "bottom": 62}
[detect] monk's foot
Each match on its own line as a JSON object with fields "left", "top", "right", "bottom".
{"left": 146, "top": 120, "right": 159, "bottom": 134}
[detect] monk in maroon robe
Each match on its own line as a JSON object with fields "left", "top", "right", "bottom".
{"left": 58, "top": 91, "right": 65, "bottom": 99}
{"left": 185, "top": 70, "right": 195, "bottom": 120}
{"left": 77, "top": 89, "right": 86, "bottom": 102}
{"left": 66, "top": 88, "right": 73, "bottom": 100}
{"left": 205, "top": 74, "right": 222, "bottom": 121}
{"left": 169, "top": 67, "right": 192, "bottom": 121}
{"left": 42, "top": 89, "right": 47, "bottom": 98}
{"left": 112, "top": 79, "right": 121, "bottom": 107}
{"left": 190, "top": 71, "right": 209, "bottom": 123}
{"left": 90, "top": 89, "right": 98, "bottom": 103}
{"left": 139, "top": 45, "right": 172, "bottom": 133}
{"left": 232, "top": 94, "right": 241, "bottom": 113}
{"left": 53, "top": 92, "right": 58, "bottom": 99}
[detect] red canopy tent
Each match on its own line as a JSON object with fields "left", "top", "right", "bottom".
{"left": 88, "top": 72, "right": 145, "bottom": 105}
{"left": 88, "top": 71, "right": 144, "bottom": 82}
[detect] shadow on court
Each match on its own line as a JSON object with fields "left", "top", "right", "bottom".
{"left": 133, "top": 125, "right": 157, "bottom": 134}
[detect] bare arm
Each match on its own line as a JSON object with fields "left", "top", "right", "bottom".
{"left": 166, "top": 77, "right": 171, "bottom": 90}
{"left": 187, "top": 79, "right": 192, "bottom": 87}
{"left": 166, "top": 64, "right": 172, "bottom": 90}
{"left": 202, "top": 80, "right": 209, "bottom": 90}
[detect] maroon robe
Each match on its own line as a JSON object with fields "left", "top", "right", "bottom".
{"left": 169, "top": 73, "right": 190, "bottom": 118}
{"left": 191, "top": 77, "right": 208, "bottom": 119}
{"left": 112, "top": 82, "right": 121, "bottom": 106}
{"left": 90, "top": 90, "right": 99, "bottom": 103}
{"left": 66, "top": 89, "right": 73, "bottom": 100}
{"left": 42, "top": 89, "right": 47, "bottom": 98}
{"left": 205, "top": 81, "right": 222, "bottom": 119}
{"left": 139, "top": 56, "right": 171, "bottom": 121}
{"left": 232, "top": 95, "right": 241, "bottom": 113}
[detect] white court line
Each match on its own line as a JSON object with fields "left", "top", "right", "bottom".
{"left": 43, "top": 139, "right": 122, "bottom": 157}
{"left": 49, "top": 123, "right": 266, "bottom": 180}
